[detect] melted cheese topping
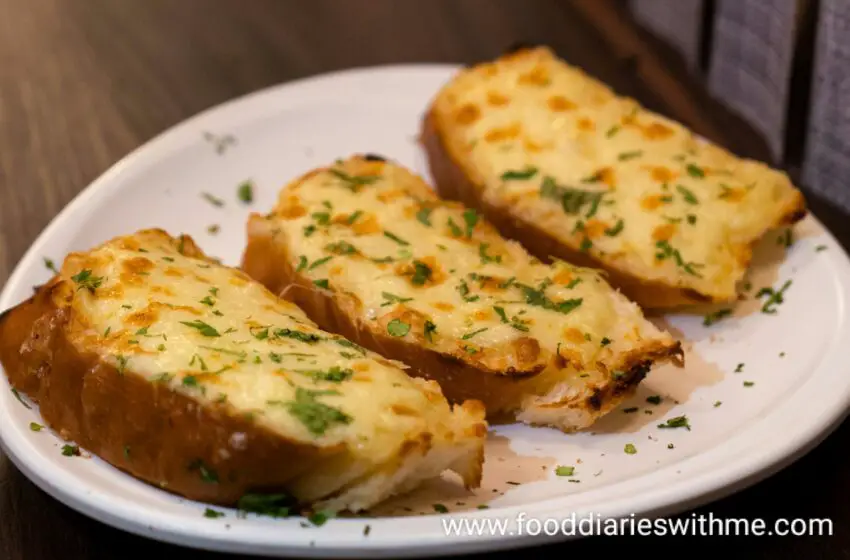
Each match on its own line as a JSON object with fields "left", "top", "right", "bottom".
{"left": 58, "top": 230, "right": 470, "bottom": 461}
{"left": 267, "top": 158, "right": 672, "bottom": 375}
{"left": 431, "top": 47, "right": 803, "bottom": 299}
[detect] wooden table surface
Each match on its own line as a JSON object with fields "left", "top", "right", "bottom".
{"left": 1, "top": 0, "right": 849, "bottom": 558}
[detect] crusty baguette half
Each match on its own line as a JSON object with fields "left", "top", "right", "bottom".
{"left": 421, "top": 45, "right": 807, "bottom": 310}
{"left": 241, "top": 156, "right": 683, "bottom": 432}
{"left": 0, "top": 229, "right": 486, "bottom": 514}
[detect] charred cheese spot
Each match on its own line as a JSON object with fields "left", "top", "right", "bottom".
{"left": 126, "top": 308, "right": 160, "bottom": 326}
{"left": 577, "top": 117, "right": 595, "bottom": 132}
{"left": 352, "top": 214, "right": 381, "bottom": 235}
{"left": 455, "top": 104, "right": 481, "bottom": 125}
{"left": 377, "top": 189, "right": 408, "bottom": 203}
{"left": 652, "top": 223, "right": 677, "bottom": 242}
{"left": 643, "top": 122, "right": 674, "bottom": 140}
{"left": 123, "top": 257, "right": 155, "bottom": 275}
{"left": 523, "top": 138, "right": 552, "bottom": 153}
{"left": 518, "top": 64, "right": 550, "bottom": 86}
{"left": 562, "top": 327, "right": 586, "bottom": 345}
{"left": 547, "top": 95, "right": 576, "bottom": 112}
{"left": 486, "top": 91, "right": 510, "bottom": 106}
{"left": 164, "top": 267, "right": 184, "bottom": 278}
{"left": 648, "top": 166, "right": 676, "bottom": 183}
{"left": 641, "top": 194, "right": 670, "bottom": 211}
{"left": 432, "top": 302, "right": 455, "bottom": 311}
{"left": 583, "top": 219, "right": 608, "bottom": 239}
{"left": 599, "top": 167, "right": 617, "bottom": 188}
{"left": 484, "top": 123, "right": 522, "bottom": 143}
{"left": 553, "top": 269, "right": 574, "bottom": 285}
{"left": 278, "top": 196, "right": 308, "bottom": 219}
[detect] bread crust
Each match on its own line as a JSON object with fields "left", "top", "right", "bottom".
{"left": 0, "top": 279, "right": 335, "bottom": 506}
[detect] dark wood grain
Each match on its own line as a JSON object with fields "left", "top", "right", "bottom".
{"left": 1, "top": 0, "right": 849, "bottom": 558}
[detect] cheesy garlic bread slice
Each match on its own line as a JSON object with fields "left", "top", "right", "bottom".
{"left": 241, "top": 156, "right": 683, "bottom": 432}
{"left": 0, "top": 229, "right": 486, "bottom": 513}
{"left": 422, "top": 46, "right": 807, "bottom": 309}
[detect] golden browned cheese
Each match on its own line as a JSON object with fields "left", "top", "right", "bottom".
{"left": 242, "top": 157, "right": 682, "bottom": 432}
{"left": 0, "top": 229, "right": 486, "bottom": 513}
{"left": 423, "top": 46, "right": 806, "bottom": 309}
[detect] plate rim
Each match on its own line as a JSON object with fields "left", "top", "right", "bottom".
{"left": 2, "top": 63, "right": 850, "bottom": 558}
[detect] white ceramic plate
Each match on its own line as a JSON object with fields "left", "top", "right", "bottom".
{"left": 2, "top": 65, "right": 850, "bottom": 558}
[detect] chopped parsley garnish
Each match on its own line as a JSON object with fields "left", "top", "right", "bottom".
{"left": 283, "top": 388, "right": 352, "bottom": 436}
{"left": 744, "top": 381, "right": 755, "bottom": 387}
{"left": 29, "top": 422, "right": 43, "bottom": 432}
{"left": 336, "top": 339, "right": 366, "bottom": 355}
{"left": 735, "top": 363, "right": 744, "bottom": 373}
{"left": 387, "top": 319, "right": 410, "bottom": 337}
{"left": 381, "top": 292, "right": 413, "bottom": 307}
{"left": 646, "top": 395, "right": 662, "bottom": 405}
{"left": 347, "top": 210, "right": 363, "bottom": 224}
{"left": 296, "top": 256, "right": 308, "bottom": 272}
{"left": 756, "top": 279, "right": 792, "bottom": 314}
{"left": 330, "top": 168, "right": 379, "bottom": 190}
{"left": 308, "top": 256, "right": 333, "bottom": 270}
{"left": 61, "top": 444, "right": 80, "bottom": 457}
{"left": 816, "top": 245, "right": 827, "bottom": 252}
{"left": 623, "top": 407, "right": 638, "bottom": 413}
{"left": 676, "top": 185, "right": 699, "bottom": 204}
{"left": 204, "top": 508, "right": 225, "bottom": 519}
{"left": 579, "top": 238, "right": 592, "bottom": 252}
{"left": 308, "top": 511, "right": 333, "bottom": 527}
{"left": 303, "top": 224, "right": 317, "bottom": 237}
{"left": 494, "top": 306, "right": 509, "bottom": 323}
{"left": 268, "top": 352, "right": 282, "bottom": 363}
{"left": 115, "top": 355, "right": 129, "bottom": 375}
{"left": 325, "top": 241, "right": 357, "bottom": 255}
{"left": 311, "top": 211, "right": 331, "bottom": 225}
{"left": 200, "top": 296, "right": 215, "bottom": 307}
{"left": 274, "top": 328, "right": 322, "bottom": 343}
{"left": 182, "top": 376, "right": 199, "bottom": 387}
{"left": 11, "top": 388, "right": 31, "bottom": 409}
{"left": 555, "top": 465, "right": 575, "bottom": 476}
{"left": 462, "top": 209, "right": 478, "bottom": 238}
{"left": 606, "top": 125, "right": 621, "bottom": 138}
{"left": 655, "top": 240, "right": 703, "bottom": 277}
{"left": 383, "top": 230, "right": 409, "bottom": 246}
{"left": 516, "top": 282, "right": 582, "bottom": 314}
{"left": 686, "top": 163, "right": 705, "bottom": 178}
{"left": 714, "top": 401, "right": 722, "bottom": 407}
{"left": 180, "top": 320, "right": 221, "bottom": 337}
{"left": 202, "top": 192, "right": 225, "bottom": 207}
{"left": 778, "top": 229, "right": 793, "bottom": 248}
{"left": 71, "top": 269, "right": 104, "bottom": 294}
{"left": 457, "top": 280, "right": 479, "bottom": 302}
{"left": 44, "top": 257, "right": 58, "bottom": 274}
{"left": 501, "top": 167, "right": 538, "bottom": 180}
{"left": 416, "top": 207, "right": 433, "bottom": 226}
{"left": 364, "top": 525, "right": 372, "bottom": 535}
{"left": 658, "top": 415, "right": 691, "bottom": 430}
{"left": 313, "top": 279, "right": 330, "bottom": 289}
{"left": 604, "top": 220, "right": 624, "bottom": 236}
{"left": 618, "top": 150, "right": 643, "bottom": 161}
{"left": 189, "top": 353, "right": 208, "bottom": 371}
{"left": 296, "top": 366, "right": 353, "bottom": 383}
{"left": 624, "top": 443, "right": 637, "bottom": 455}
{"left": 237, "top": 180, "right": 254, "bottom": 203}
{"left": 540, "top": 176, "right": 604, "bottom": 218}
{"left": 424, "top": 320, "right": 437, "bottom": 342}
{"left": 410, "top": 260, "right": 432, "bottom": 285}
{"left": 703, "top": 308, "right": 732, "bottom": 326}
{"left": 447, "top": 217, "right": 463, "bottom": 237}
{"left": 237, "top": 493, "right": 294, "bottom": 518}
{"left": 687, "top": 214, "right": 697, "bottom": 224}
{"left": 462, "top": 327, "right": 488, "bottom": 340}
{"left": 479, "top": 243, "right": 501, "bottom": 264}
{"left": 433, "top": 504, "right": 449, "bottom": 514}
